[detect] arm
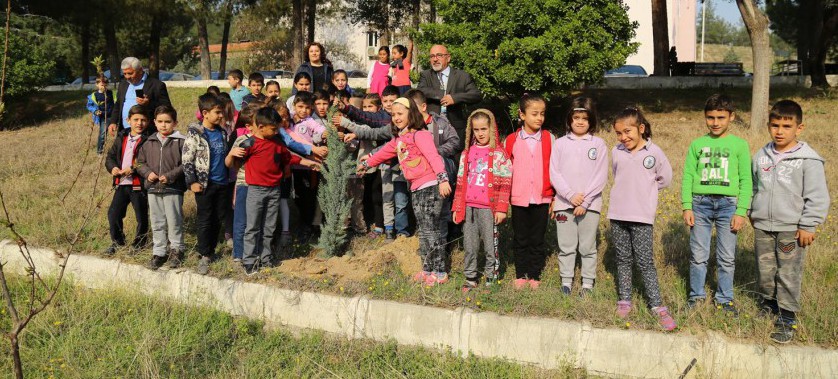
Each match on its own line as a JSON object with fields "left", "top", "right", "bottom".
{"left": 109, "top": 83, "right": 124, "bottom": 126}
{"left": 135, "top": 144, "right": 153, "bottom": 178}
{"left": 681, "top": 142, "right": 697, "bottom": 210}
{"left": 85, "top": 96, "right": 98, "bottom": 114}
{"left": 344, "top": 106, "right": 392, "bottom": 128}
{"left": 417, "top": 71, "right": 444, "bottom": 100}
{"left": 105, "top": 136, "right": 121, "bottom": 173}
{"left": 352, "top": 123, "right": 393, "bottom": 141}
{"left": 450, "top": 71, "right": 482, "bottom": 105}
{"left": 656, "top": 150, "right": 673, "bottom": 190}
{"left": 279, "top": 128, "right": 312, "bottom": 156}
{"left": 405, "top": 40, "right": 414, "bottom": 64}
{"left": 735, "top": 140, "right": 753, "bottom": 216}
{"left": 548, "top": 140, "right": 575, "bottom": 201}
{"left": 493, "top": 150, "right": 513, "bottom": 214}
{"left": 798, "top": 159, "right": 830, "bottom": 232}
{"left": 367, "top": 62, "right": 374, "bottom": 88}
{"left": 181, "top": 137, "right": 198, "bottom": 185}
{"left": 365, "top": 138, "right": 399, "bottom": 168}
{"left": 156, "top": 81, "right": 171, "bottom": 107}
{"left": 414, "top": 131, "right": 447, "bottom": 179}
{"left": 581, "top": 141, "right": 608, "bottom": 209}
{"left": 435, "top": 119, "right": 460, "bottom": 158}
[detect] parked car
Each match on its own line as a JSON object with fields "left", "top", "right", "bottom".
{"left": 70, "top": 70, "right": 193, "bottom": 84}
{"left": 192, "top": 71, "right": 223, "bottom": 80}
{"left": 259, "top": 70, "right": 294, "bottom": 79}
{"left": 604, "top": 65, "right": 648, "bottom": 78}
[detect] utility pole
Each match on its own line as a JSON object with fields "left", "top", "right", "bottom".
{"left": 700, "top": 0, "right": 707, "bottom": 62}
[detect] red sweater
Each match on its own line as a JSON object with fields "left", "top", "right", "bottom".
{"left": 243, "top": 136, "right": 301, "bottom": 187}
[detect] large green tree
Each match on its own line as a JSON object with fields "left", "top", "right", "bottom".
{"left": 767, "top": 0, "right": 838, "bottom": 87}
{"left": 417, "top": 0, "right": 636, "bottom": 101}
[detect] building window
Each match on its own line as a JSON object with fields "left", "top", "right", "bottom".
{"left": 367, "top": 31, "right": 379, "bottom": 48}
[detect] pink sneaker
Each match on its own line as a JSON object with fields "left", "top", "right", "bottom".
{"left": 435, "top": 272, "right": 449, "bottom": 284}
{"left": 424, "top": 272, "right": 441, "bottom": 287}
{"left": 528, "top": 279, "right": 541, "bottom": 289}
{"left": 616, "top": 300, "right": 632, "bottom": 318}
{"left": 513, "top": 278, "right": 529, "bottom": 289}
{"left": 413, "top": 271, "right": 430, "bottom": 282}
{"left": 653, "top": 306, "right": 677, "bottom": 331}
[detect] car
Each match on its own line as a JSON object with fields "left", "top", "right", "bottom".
{"left": 346, "top": 70, "right": 367, "bottom": 78}
{"left": 259, "top": 70, "right": 294, "bottom": 79}
{"left": 159, "top": 71, "right": 195, "bottom": 81}
{"left": 192, "top": 71, "right": 223, "bottom": 80}
{"left": 604, "top": 65, "right": 648, "bottom": 78}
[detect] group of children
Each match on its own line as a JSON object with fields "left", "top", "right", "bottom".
{"left": 93, "top": 64, "right": 827, "bottom": 343}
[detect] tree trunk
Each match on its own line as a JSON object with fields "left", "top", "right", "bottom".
{"left": 797, "top": 0, "right": 814, "bottom": 75}
{"left": 306, "top": 0, "right": 316, "bottom": 44}
{"left": 651, "top": 0, "right": 670, "bottom": 76}
{"left": 292, "top": 0, "right": 304, "bottom": 67}
{"left": 104, "top": 22, "right": 119, "bottom": 83}
{"left": 411, "top": 0, "right": 420, "bottom": 70}
{"left": 219, "top": 19, "right": 231, "bottom": 79}
{"left": 148, "top": 14, "right": 162, "bottom": 79}
{"left": 80, "top": 20, "right": 90, "bottom": 84}
{"left": 736, "top": 0, "right": 771, "bottom": 132}
{"left": 11, "top": 333, "right": 22, "bottom": 379}
{"left": 810, "top": 5, "right": 837, "bottom": 87}
{"left": 198, "top": 17, "right": 212, "bottom": 80}
{"left": 429, "top": 0, "right": 436, "bottom": 23}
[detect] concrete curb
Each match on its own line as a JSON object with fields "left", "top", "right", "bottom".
{"left": 2, "top": 241, "right": 836, "bottom": 378}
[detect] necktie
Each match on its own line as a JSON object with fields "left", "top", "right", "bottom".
{"left": 438, "top": 72, "right": 447, "bottom": 114}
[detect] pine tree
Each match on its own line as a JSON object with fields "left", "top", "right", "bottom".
{"left": 316, "top": 105, "right": 356, "bottom": 257}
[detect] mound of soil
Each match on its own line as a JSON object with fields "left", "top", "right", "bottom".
{"left": 278, "top": 236, "right": 422, "bottom": 283}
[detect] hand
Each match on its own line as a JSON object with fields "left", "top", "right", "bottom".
{"left": 356, "top": 164, "right": 367, "bottom": 177}
{"left": 332, "top": 113, "right": 343, "bottom": 127}
{"left": 321, "top": 130, "right": 329, "bottom": 139}
{"left": 135, "top": 96, "right": 149, "bottom": 106}
{"left": 229, "top": 147, "right": 246, "bottom": 158}
{"left": 111, "top": 167, "right": 121, "bottom": 176}
{"left": 312, "top": 145, "right": 328, "bottom": 158}
{"left": 438, "top": 181, "right": 452, "bottom": 198}
{"left": 796, "top": 229, "right": 815, "bottom": 247}
{"left": 548, "top": 200, "right": 555, "bottom": 216}
{"left": 159, "top": 175, "right": 168, "bottom": 184}
{"left": 683, "top": 210, "right": 695, "bottom": 227}
{"left": 108, "top": 123, "right": 117, "bottom": 136}
{"left": 494, "top": 212, "right": 507, "bottom": 225}
{"left": 343, "top": 133, "right": 357, "bottom": 143}
{"left": 359, "top": 154, "right": 369, "bottom": 163}
{"left": 730, "top": 215, "right": 746, "bottom": 232}
{"left": 573, "top": 206, "right": 587, "bottom": 217}
{"left": 190, "top": 183, "right": 203, "bottom": 193}
{"left": 147, "top": 172, "right": 159, "bottom": 182}
{"left": 570, "top": 193, "right": 584, "bottom": 207}
{"left": 452, "top": 212, "right": 458, "bottom": 223}
{"left": 440, "top": 94, "right": 455, "bottom": 107}
{"left": 95, "top": 110, "right": 102, "bottom": 116}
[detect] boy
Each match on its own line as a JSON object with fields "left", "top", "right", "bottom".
{"left": 227, "top": 107, "right": 301, "bottom": 275}
{"left": 751, "top": 100, "right": 829, "bottom": 343}
{"left": 183, "top": 94, "right": 229, "bottom": 275}
{"left": 87, "top": 75, "right": 114, "bottom": 155}
{"left": 290, "top": 91, "right": 326, "bottom": 243}
{"left": 137, "top": 105, "right": 186, "bottom": 269}
{"left": 227, "top": 69, "right": 249, "bottom": 111}
{"left": 241, "top": 72, "right": 266, "bottom": 108}
{"left": 104, "top": 105, "right": 149, "bottom": 255}
{"left": 682, "top": 94, "right": 752, "bottom": 315}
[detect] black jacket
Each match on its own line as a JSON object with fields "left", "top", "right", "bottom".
{"left": 416, "top": 67, "right": 482, "bottom": 138}
{"left": 110, "top": 74, "right": 172, "bottom": 134}
{"left": 105, "top": 128, "right": 148, "bottom": 187}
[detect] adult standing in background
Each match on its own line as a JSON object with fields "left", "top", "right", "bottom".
{"left": 108, "top": 57, "right": 171, "bottom": 135}
{"left": 417, "top": 44, "right": 482, "bottom": 152}
{"left": 294, "top": 42, "right": 334, "bottom": 94}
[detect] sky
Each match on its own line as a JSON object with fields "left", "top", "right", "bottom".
{"left": 696, "top": 0, "right": 745, "bottom": 26}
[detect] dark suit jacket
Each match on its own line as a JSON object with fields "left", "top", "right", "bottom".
{"left": 110, "top": 74, "right": 171, "bottom": 134}
{"left": 416, "top": 67, "right": 482, "bottom": 141}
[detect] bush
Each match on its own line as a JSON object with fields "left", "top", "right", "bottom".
{"left": 0, "top": 32, "right": 55, "bottom": 100}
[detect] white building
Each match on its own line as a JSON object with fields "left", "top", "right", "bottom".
{"left": 623, "top": 0, "right": 698, "bottom": 74}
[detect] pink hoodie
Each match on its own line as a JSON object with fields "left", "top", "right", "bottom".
{"left": 366, "top": 129, "right": 448, "bottom": 191}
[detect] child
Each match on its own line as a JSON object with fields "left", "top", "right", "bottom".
{"left": 104, "top": 105, "right": 149, "bottom": 255}
{"left": 226, "top": 103, "right": 262, "bottom": 262}
{"left": 390, "top": 41, "right": 414, "bottom": 95}
{"left": 227, "top": 69, "right": 248, "bottom": 111}
{"left": 242, "top": 72, "right": 266, "bottom": 107}
{"left": 287, "top": 72, "right": 312, "bottom": 117}
{"left": 549, "top": 97, "right": 608, "bottom": 296}
{"left": 751, "top": 100, "right": 829, "bottom": 343}
{"left": 452, "top": 109, "right": 512, "bottom": 290}
{"left": 227, "top": 107, "right": 302, "bottom": 275}
{"left": 359, "top": 97, "right": 452, "bottom": 285}
{"left": 291, "top": 91, "right": 327, "bottom": 242}
{"left": 312, "top": 89, "right": 331, "bottom": 129}
{"left": 136, "top": 105, "right": 186, "bottom": 269}
{"left": 183, "top": 94, "right": 230, "bottom": 275}
{"left": 608, "top": 107, "right": 676, "bottom": 331}
{"left": 503, "top": 94, "right": 554, "bottom": 289}
{"left": 682, "top": 94, "right": 752, "bottom": 315}
{"left": 367, "top": 46, "right": 391, "bottom": 96}
{"left": 265, "top": 80, "right": 281, "bottom": 100}
{"left": 332, "top": 69, "right": 353, "bottom": 96}
{"left": 86, "top": 75, "right": 114, "bottom": 155}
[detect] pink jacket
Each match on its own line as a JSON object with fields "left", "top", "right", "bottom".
{"left": 366, "top": 129, "right": 448, "bottom": 191}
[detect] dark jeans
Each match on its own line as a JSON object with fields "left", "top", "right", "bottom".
{"left": 292, "top": 169, "right": 318, "bottom": 228}
{"left": 233, "top": 185, "right": 249, "bottom": 259}
{"left": 224, "top": 182, "right": 235, "bottom": 239}
{"left": 364, "top": 173, "right": 384, "bottom": 229}
{"left": 511, "top": 204, "right": 549, "bottom": 280}
{"left": 96, "top": 119, "right": 107, "bottom": 154}
{"left": 107, "top": 185, "right": 149, "bottom": 246}
{"left": 195, "top": 182, "right": 227, "bottom": 257}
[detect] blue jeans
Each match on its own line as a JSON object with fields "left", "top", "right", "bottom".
{"left": 96, "top": 119, "right": 107, "bottom": 154}
{"left": 394, "top": 180, "right": 410, "bottom": 235}
{"left": 689, "top": 195, "right": 738, "bottom": 303}
{"left": 232, "top": 185, "right": 249, "bottom": 259}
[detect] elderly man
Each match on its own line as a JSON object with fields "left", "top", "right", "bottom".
{"left": 108, "top": 57, "right": 171, "bottom": 135}
{"left": 416, "top": 44, "right": 482, "bottom": 151}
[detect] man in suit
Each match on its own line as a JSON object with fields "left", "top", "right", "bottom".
{"left": 417, "top": 44, "right": 482, "bottom": 153}
{"left": 108, "top": 57, "right": 171, "bottom": 136}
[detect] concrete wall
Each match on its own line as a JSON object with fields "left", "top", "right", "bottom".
{"left": 43, "top": 78, "right": 370, "bottom": 92}
{"left": 591, "top": 75, "right": 838, "bottom": 89}
{"left": 2, "top": 241, "right": 837, "bottom": 378}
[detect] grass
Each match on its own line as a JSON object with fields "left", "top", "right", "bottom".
{"left": 0, "top": 276, "right": 584, "bottom": 378}
{"left": 1, "top": 87, "right": 837, "bottom": 349}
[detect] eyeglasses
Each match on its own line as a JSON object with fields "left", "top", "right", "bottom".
{"left": 429, "top": 53, "right": 450, "bottom": 59}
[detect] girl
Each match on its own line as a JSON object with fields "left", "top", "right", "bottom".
{"left": 503, "top": 94, "right": 554, "bottom": 289}
{"left": 332, "top": 69, "right": 353, "bottom": 96}
{"left": 287, "top": 72, "right": 312, "bottom": 117}
{"left": 294, "top": 42, "right": 334, "bottom": 94}
{"left": 358, "top": 97, "right": 452, "bottom": 285}
{"left": 549, "top": 97, "right": 607, "bottom": 296}
{"left": 608, "top": 107, "right": 676, "bottom": 331}
{"left": 265, "top": 80, "right": 281, "bottom": 100}
{"left": 390, "top": 41, "right": 413, "bottom": 95}
{"left": 367, "top": 46, "right": 391, "bottom": 96}
{"left": 452, "top": 109, "right": 513, "bottom": 290}
{"left": 226, "top": 104, "right": 260, "bottom": 262}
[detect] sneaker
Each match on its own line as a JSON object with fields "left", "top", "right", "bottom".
{"left": 168, "top": 250, "right": 184, "bottom": 269}
{"left": 279, "top": 231, "right": 292, "bottom": 248}
{"left": 758, "top": 299, "right": 779, "bottom": 318}
{"left": 434, "top": 272, "right": 449, "bottom": 284}
{"left": 715, "top": 301, "right": 739, "bottom": 318}
{"left": 528, "top": 279, "right": 541, "bottom": 289}
{"left": 513, "top": 278, "right": 529, "bottom": 290}
{"left": 579, "top": 287, "right": 593, "bottom": 298}
{"left": 385, "top": 229, "right": 396, "bottom": 241}
{"left": 462, "top": 279, "right": 478, "bottom": 293}
{"left": 243, "top": 263, "right": 258, "bottom": 276}
{"left": 687, "top": 297, "right": 705, "bottom": 310}
{"left": 367, "top": 229, "right": 383, "bottom": 239}
{"left": 770, "top": 319, "right": 797, "bottom": 344}
{"left": 424, "top": 273, "right": 439, "bottom": 287}
{"left": 653, "top": 306, "right": 677, "bottom": 331}
{"left": 413, "top": 271, "right": 430, "bottom": 282}
{"left": 148, "top": 255, "right": 167, "bottom": 270}
{"left": 616, "top": 300, "right": 632, "bottom": 318}
{"left": 197, "top": 256, "right": 211, "bottom": 275}
{"left": 560, "top": 285, "right": 571, "bottom": 295}
{"left": 261, "top": 261, "right": 274, "bottom": 269}
{"left": 232, "top": 257, "right": 242, "bottom": 263}
{"left": 103, "top": 244, "right": 120, "bottom": 255}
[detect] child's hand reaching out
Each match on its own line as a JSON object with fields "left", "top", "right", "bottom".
{"left": 228, "top": 147, "right": 246, "bottom": 158}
